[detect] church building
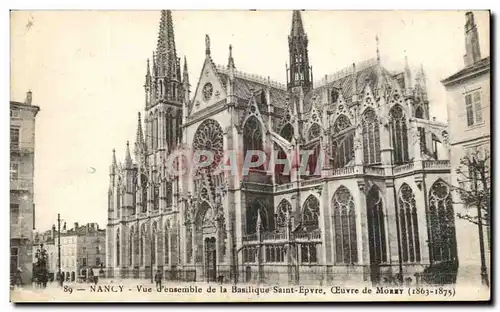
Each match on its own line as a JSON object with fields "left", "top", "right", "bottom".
{"left": 106, "top": 10, "right": 457, "bottom": 285}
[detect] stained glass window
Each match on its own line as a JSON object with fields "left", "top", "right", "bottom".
{"left": 332, "top": 186, "right": 358, "bottom": 264}
{"left": 427, "top": 180, "right": 458, "bottom": 262}
{"left": 362, "top": 109, "right": 381, "bottom": 164}
{"left": 280, "top": 123, "right": 294, "bottom": 142}
{"left": 276, "top": 199, "right": 292, "bottom": 228}
{"left": 389, "top": 105, "right": 409, "bottom": 165}
{"left": 398, "top": 184, "right": 421, "bottom": 262}
{"left": 302, "top": 195, "right": 320, "bottom": 230}
{"left": 366, "top": 186, "right": 387, "bottom": 264}
{"left": 193, "top": 119, "right": 224, "bottom": 170}
{"left": 243, "top": 117, "right": 265, "bottom": 170}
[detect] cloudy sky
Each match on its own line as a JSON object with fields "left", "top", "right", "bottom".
{"left": 10, "top": 10, "right": 490, "bottom": 232}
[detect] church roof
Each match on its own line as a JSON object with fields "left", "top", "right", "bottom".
{"left": 304, "top": 58, "right": 401, "bottom": 112}
{"left": 215, "top": 65, "right": 288, "bottom": 108}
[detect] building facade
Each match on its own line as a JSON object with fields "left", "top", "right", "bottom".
{"left": 10, "top": 91, "right": 40, "bottom": 285}
{"left": 106, "top": 10, "right": 456, "bottom": 285}
{"left": 33, "top": 228, "right": 58, "bottom": 280}
{"left": 441, "top": 12, "right": 490, "bottom": 286}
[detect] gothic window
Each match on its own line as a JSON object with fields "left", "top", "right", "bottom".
{"left": 274, "top": 143, "right": 291, "bottom": 185}
{"left": 153, "top": 115, "right": 158, "bottom": 150}
{"left": 419, "top": 127, "right": 427, "bottom": 152}
{"left": 362, "top": 108, "right": 381, "bottom": 164}
{"left": 129, "top": 229, "right": 134, "bottom": 266}
{"left": 151, "top": 223, "right": 157, "bottom": 265}
{"left": 243, "top": 116, "right": 265, "bottom": 171}
{"left": 331, "top": 88, "right": 339, "bottom": 103}
{"left": 164, "top": 225, "right": 170, "bottom": 265}
{"left": 427, "top": 180, "right": 457, "bottom": 263}
{"left": 389, "top": 105, "right": 409, "bottom": 165}
{"left": 116, "top": 185, "right": 121, "bottom": 218}
{"left": 332, "top": 186, "right": 358, "bottom": 264}
{"left": 302, "top": 195, "right": 320, "bottom": 230}
{"left": 246, "top": 199, "right": 270, "bottom": 234}
{"left": 300, "top": 244, "right": 318, "bottom": 263}
{"left": 308, "top": 123, "right": 321, "bottom": 141}
{"left": 165, "top": 112, "right": 171, "bottom": 150}
{"left": 192, "top": 119, "right": 224, "bottom": 170}
{"left": 415, "top": 106, "right": 424, "bottom": 119}
{"left": 176, "top": 114, "right": 182, "bottom": 145}
{"left": 276, "top": 199, "right": 292, "bottom": 228}
{"left": 398, "top": 184, "right": 421, "bottom": 262}
{"left": 366, "top": 186, "right": 387, "bottom": 264}
{"left": 280, "top": 123, "right": 294, "bottom": 142}
{"left": 331, "top": 115, "right": 354, "bottom": 169}
{"left": 141, "top": 174, "right": 148, "bottom": 213}
{"left": 116, "top": 229, "right": 120, "bottom": 267}
{"left": 140, "top": 225, "right": 145, "bottom": 266}
{"left": 186, "top": 225, "right": 192, "bottom": 263}
{"left": 153, "top": 185, "right": 159, "bottom": 210}
{"left": 165, "top": 181, "right": 173, "bottom": 208}
{"left": 307, "top": 143, "right": 321, "bottom": 176}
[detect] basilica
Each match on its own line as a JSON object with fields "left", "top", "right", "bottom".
{"left": 106, "top": 10, "right": 457, "bottom": 285}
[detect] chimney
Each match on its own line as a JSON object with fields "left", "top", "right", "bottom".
{"left": 74, "top": 222, "right": 79, "bottom": 230}
{"left": 464, "top": 12, "right": 481, "bottom": 67}
{"left": 25, "top": 90, "right": 32, "bottom": 105}
{"left": 52, "top": 224, "right": 56, "bottom": 240}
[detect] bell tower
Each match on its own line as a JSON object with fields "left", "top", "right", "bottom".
{"left": 286, "top": 10, "right": 313, "bottom": 94}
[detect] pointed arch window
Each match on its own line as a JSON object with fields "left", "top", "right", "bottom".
{"left": 141, "top": 174, "right": 148, "bottom": 213}
{"left": 366, "top": 187, "right": 387, "bottom": 264}
{"left": 389, "top": 105, "right": 409, "bottom": 165}
{"left": 302, "top": 195, "right": 320, "bottom": 230}
{"left": 332, "top": 186, "right": 358, "bottom": 264}
{"left": 398, "top": 184, "right": 421, "bottom": 262}
{"left": 140, "top": 225, "right": 145, "bottom": 266}
{"left": 246, "top": 199, "right": 270, "bottom": 234}
{"left": 331, "top": 115, "right": 354, "bottom": 169}
{"left": 151, "top": 223, "right": 157, "bottom": 265}
{"left": 153, "top": 185, "right": 159, "bottom": 211}
{"left": 427, "top": 180, "right": 457, "bottom": 263}
{"left": 116, "top": 229, "right": 120, "bottom": 267}
{"left": 165, "top": 181, "right": 173, "bottom": 208}
{"left": 243, "top": 117, "right": 265, "bottom": 170}
{"left": 274, "top": 143, "right": 291, "bottom": 185}
{"left": 362, "top": 109, "right": 381, "bottom": 165}
{"left": 415, "top": 106, "right": 424, "bottom": 119}
{"left": 129, "top": 229, "right": 134, "bottom": 266}
{"left": 185, "top": 224, "right": 193, "bottom": 263}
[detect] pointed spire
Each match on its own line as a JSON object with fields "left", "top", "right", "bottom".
{"left": 290, "top": 10, "right": 305, "bottom": 37}
{"left": 205, "top": 34, "right": 211, "bottom": 56}
{"left": 376, "top": 35, "right": 381, "bottom": 63}
{"left": 182, "top": 56, "right": 189, "bottom": 84}
{"left": 404, "top": 52, "right": 412, "bottom": 92}
{"left": 125, "top": 141, "right": 132, "bottom": 168}
{"left": 419, "top": 64, "right": 427, "bottom": 89}
{"left": 156, "top": 10, "right": 177, "bottom": 78}
{"left": 227, "top": 44, "right": 235, "bottom": 69}
{"left": 112, "top": 148, "right": 117, "bottom": 166}
{"left": 145, "top": 58, "right": 151, "bottom": 86}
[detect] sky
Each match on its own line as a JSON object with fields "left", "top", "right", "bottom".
{"left": 10, "top": 10, "right": 490, "bottom": 232}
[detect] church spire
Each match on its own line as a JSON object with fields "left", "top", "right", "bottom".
{"left": 376, "top": 35, "right": 381, "bottom": 63}
{"left": 125, "top": 141, "right": 132, "bottom": 168}
{"left": 135, "top": 112, "right": 145, "bottom": 156}
{"left": 156, "top": 10, "right": 177, "bottom": 78}
{"left": 290, "top": 10, "right": 305, "bottom": 37}
{"left": 228, "top": 44, "right": 235, "bottom": 69}
{"left": 110, "top": 149, "right": 117, "bottom": 176}
{"left": 287, "top": 10, "right": 312, "bottom": 93}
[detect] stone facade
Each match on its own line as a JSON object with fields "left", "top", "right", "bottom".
{"left": 10, "top": 91, "right": 40, "bottom": 285}
{"left": 106, "top": 10, "right": 456, "bottom": 285}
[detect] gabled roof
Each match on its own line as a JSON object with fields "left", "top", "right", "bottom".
{"left": 441, "top": 57, "right": 490, "bottom": 86}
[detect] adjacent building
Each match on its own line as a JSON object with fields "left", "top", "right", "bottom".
{"left": 441, "top": 11, "right": 490, "bottom": 286}
{"left": 59, "top": 222, "right": 106, "bottom": 281}
{"left": 33, "top": 228, "right": 58, "bottom": 280}
{"left": 10, "top": 91, "right": 40, "bottom": 285}
{"left": 106, "top": 10, "right": 456, "bottom": 285}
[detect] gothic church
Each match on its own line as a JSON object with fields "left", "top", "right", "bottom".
{"left": 106, "top": 10, "right": 457, "bottom": 285}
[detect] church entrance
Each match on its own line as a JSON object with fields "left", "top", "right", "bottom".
{"left": 204, "top": 237, "right": 217, "bottom": 282}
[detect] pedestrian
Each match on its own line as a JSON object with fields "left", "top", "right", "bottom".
{"left": 155, "top": 269, "right": 162, "bottom": 290}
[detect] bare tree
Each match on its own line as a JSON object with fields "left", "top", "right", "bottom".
{"left": 448, "top": 147, "right": 490, "bottom": 287}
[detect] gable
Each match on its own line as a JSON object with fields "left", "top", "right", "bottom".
{"left": 191, "top": 58, "right": 228, "bottom": 115}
